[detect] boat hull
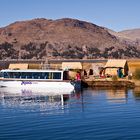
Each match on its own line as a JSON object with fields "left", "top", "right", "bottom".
{"left": 0, "top": 80, "right": 74, "bottom": 93}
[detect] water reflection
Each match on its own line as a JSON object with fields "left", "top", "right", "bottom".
{"left": 1, "top": 87, "right": 140, "bottom": 113}
{"left": 133, "top": 87, "right": 140, "bottom": 100}
{"left": 1, "top": 88, "right": 140, "bottom": 140}
{"left": 106, "top": 89, "right": 128, "bottom": 103}
{"left": 0, "top": 87, "right": 77, "bottom": 113}
{"left": 89, "top": 88, "right": 129, "bottom": 103}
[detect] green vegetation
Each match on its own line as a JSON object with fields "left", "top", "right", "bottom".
{"left": 0, "top": 42, "right": 18, "bottom": 59}
{"left": 134, "top": 68, "right": 140, "bottom": 80}
{"left": 112, "top": 75, "right": 118, "bottom": 81}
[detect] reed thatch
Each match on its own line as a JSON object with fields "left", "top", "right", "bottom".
{"left": 62, "top": 62, "right": 82, "bottom": 70}
{"left": 104, "top": 59, "right": 129, "bottom": 76}
{"left": 9, "top": 63, "right": 41, "bottom": 70}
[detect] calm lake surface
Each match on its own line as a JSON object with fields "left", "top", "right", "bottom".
{"left": 1, "top": 87, "right": 140, "bottom": 140}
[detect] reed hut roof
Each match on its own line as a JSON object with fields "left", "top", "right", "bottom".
{"left": 9, "top": 63, "right": 41, "bottom": 70}
{"left": 104, "top": 59, "right": 127, "bottom": 68}
{"left": 62, "top": 62, "right": 82, "bottom": 70}
{"left": 9, "top": 63, "right": 29, "bottom": 70}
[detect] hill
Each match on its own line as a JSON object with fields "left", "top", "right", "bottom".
{"left": 119, "top": 28, "right": 140, "bottom": 41}
{"left": 107, "top": 28, "right": 140, "bottom": 47}
{"left": 0, "top": 18, "right": 140, "bottom": 60}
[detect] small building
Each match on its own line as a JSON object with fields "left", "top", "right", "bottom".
{"left": 62, "top": 62, "right": 82, "bottom": 79}
{"left": 104, "top": 59, "right": 129, "bottom": 76}
{"left": 62, "top": 62, "right": 82, "bottom": 70}
{"left": 9, "top": 63, "right": 41, "bottom": 70}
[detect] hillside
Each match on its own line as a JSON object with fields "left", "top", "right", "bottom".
{"left": 119, "top": 28, "right": 140, "bottom": 41}
{"left": 107, "top": 28, "right": 140, "bottom": 47}
{"left": 0, "top": 18, "right": 140, "bottom": 60}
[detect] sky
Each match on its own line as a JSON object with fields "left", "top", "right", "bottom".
{"left": 0, "top": 0, "right": 140, "bottom": 31}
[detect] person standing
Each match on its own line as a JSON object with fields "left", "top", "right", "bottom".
{"left": 76, "top": 72, "right": 81, "bottom": 80}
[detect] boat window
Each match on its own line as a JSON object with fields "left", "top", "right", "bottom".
{"left": 32, "top": 72, "right": 38, "bottom": 79}
{"left": 20, "top": 72, "right": 26, "bottom": 79}
{"left": 40, "top": 72, "right": 46, "bottom": 79}
{"left": 41, "top": 72, "right": 49, "bottom": 79}
{"left": 32, "top": 72, "right": 43, "bottom": 79}
{"left": 26, "top": 72, "right": 33, "bottom": 79}
{"left": 1, "top": 71, "right": 62, "bottom": 79}
{"left": 52, "top": 72, "right": 61, "bottom": 79}
{"left": 3, "top": 72, "right": 10, "bottom": 78}
{"left": 0, "top": 72, "right": 3, "bottom": 77}
{"left": 31, "top": 72, "right": 53, "bottom": 79}
{"left": 9, "top": 72, "right": 14, "bottom": 78}
{"left": 14, "top": 72, "right": 21, "bottom": 78}
{"left": 7, "top": 72, "right": 21, "bottom": 78}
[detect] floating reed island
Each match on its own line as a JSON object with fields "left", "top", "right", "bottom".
{"left": 83, "top": 79, "right": 135, "bottom": 88}
{"left": 82, "top": 59, "right": 135, "bottom": 88}
{"left": 0, "top": 59, "right": 140, "bottom": 89}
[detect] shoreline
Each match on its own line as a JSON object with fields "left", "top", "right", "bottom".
{"left": 82, "top": 80, "right": 135, "bottom": 89}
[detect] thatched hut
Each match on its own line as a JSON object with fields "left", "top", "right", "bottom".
{"left": 9, "top": 63, "right": 41, "bottom": 70}
{"left": 62, "top": 62, "right": 82, "bottom": 70}
{"left": 62, "top": 62, "right": 82, "bottom": 79}
{"left": 104, "top": 59, "right": 129, "bottom": 76}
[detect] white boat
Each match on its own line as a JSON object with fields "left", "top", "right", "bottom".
{"left": 0, "top": 69, "right": 76, "bottom": 93}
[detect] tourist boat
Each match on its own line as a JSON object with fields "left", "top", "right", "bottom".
{"left": 0, "top": 69, "right": 79, "bottom": 93}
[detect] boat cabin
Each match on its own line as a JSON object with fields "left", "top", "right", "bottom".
{"left": 0, "top": 69, "right": 69, "bottom": 80}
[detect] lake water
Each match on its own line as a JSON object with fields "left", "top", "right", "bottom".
{"left": 1, "top": 87, "right": 140, "bottom": 140}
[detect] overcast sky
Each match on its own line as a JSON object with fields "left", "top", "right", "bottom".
{"left": 0, "top": 0, "right": 140, "bottom": 31}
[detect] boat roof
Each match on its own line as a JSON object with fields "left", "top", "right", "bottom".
{"left": 0, "top": 69, "right": 63, "bottom": 73}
